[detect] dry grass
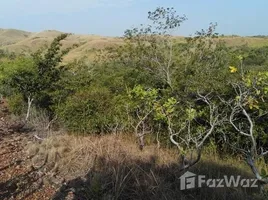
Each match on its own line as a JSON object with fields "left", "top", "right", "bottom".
{"left": 1, "top": 28, "right": 268, "bottom": 64}
{"left": 26, "top": 134, "right": 177, "bottom": 178}
{"left": 220, "top": 36, "right": 268, "bottom": 47}
{"left": 25, "top": 133, "right": 264, "bottom": 200}
{"left": 0, "top": 28, "right": 32, "bottom": 46}
{"left": 0, "top": 29, "right": 123, "bottom": 62}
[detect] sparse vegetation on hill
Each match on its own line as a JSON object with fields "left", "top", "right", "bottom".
{"left": 1, "top": 26, "right": 268, "bottom": 63}
{"left": 0, "top": 28, "right": 32, "bottom": 46}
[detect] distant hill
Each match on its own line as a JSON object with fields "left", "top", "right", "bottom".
{"left": 0, "top": 29, "right": 32, "bottom": 46}
{"left": 0, "top": 29, "right": 123, "bottom": 62}
{"left": 1, "top": 28, "right": 268, "bottom": 63}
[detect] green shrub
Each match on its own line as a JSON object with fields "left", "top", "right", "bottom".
{"left": 56, "top": 86, "right": 127, "bottom": 134}
{"left": 7, "top": 94, "right": 26, "bottom": 115}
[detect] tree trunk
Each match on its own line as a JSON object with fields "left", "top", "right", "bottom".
{"left": 25, "top": 96, "right": 33, "bottom": 122}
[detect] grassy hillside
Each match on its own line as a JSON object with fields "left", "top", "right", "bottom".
{"left": 0, "top": 29, "right": 123, "bottom": 62}
{"left": 1, "top": 28, "right": 268, "bottom": 63}
{"left": 0, "top": 28, "right": 32, "bottom": 46}
{"left": 220, "top": 36, "right": 268, "bottom": 47}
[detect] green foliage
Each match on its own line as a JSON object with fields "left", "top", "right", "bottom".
{"left": 129, "top": 85, "right": 158, "bottom": 106}
{"left": 1, "top": 34, "right": 69, "bottom": 116}
{"left": 99, "top": 7, "right": 187, "bottom": 90}
{"left": 2, "top": 7, "right": 268, "bottom": 174}
{"left": 7, "top": 94, "right": 25, "bottom": 115}
{"left": 1, "top": 8, "right": 268, "bottom": 194}
{"left": 128, "top": 85, "right": 159, "bottom": 131}
{"left": 0, "top": 57, "right": 36, "bottom": 101}
{"left": 244, "top": 46, "right": 268, "bottom": 66}
{"left": 56, "top": 86, "right": 126, "bottom": 134}
{"left": 30, "top": 33, "right": 69, "bottom": 109}
{"left": 154, "top": 97, "right": 177, "bottom": 122}
{"left": 186, "top": 108, "right": 197, "bottom": 121}
{"left": 176, "top": 23, "right": 231, "bottom": 94}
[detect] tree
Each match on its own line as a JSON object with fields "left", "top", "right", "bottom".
{"left": 128, "top": 85, "right": 159, "bottom": 149}
{"left": 175, "top": 23, "right": 231, "bottom": 94}
{"left": 154, "top": 91, "right": 223, "bottom": 170}
{"left": 32, "top": 33, "right": 69, "bottom": 110}
{"left": 221, "top": 71, "right": 268, "bottom": 189}
{"left": 2, "top": 33, "right": 69, "bottom": 122}
{"left": 100, "top": 7, "right": 187, "bottom": 90}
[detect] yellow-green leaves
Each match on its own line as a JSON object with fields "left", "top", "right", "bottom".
{"left": 237, "top": 55, "right": 243, "bottom": 61}
{"left": 243, "top": 77, "right": 252, "bottom": 87}
{"left": 243, "top": 72, "right": 268, "bottom": 98}
{"left": 229, "top": 66, "right": 238, "bottom": 73}
{"left": 130, "top": 85, "right": 158, "bottom": 105}
{"left": 186, "top": 108, "right": 197, "bottom": 121}
{"left": 245, "top": 96, "right": 259, "bottom": 110}
{"left": 235, "top": 96, "right": 241, "bottom": 102}
{"left": 154, "top": 97, "right": 177, "bottom": 121}
{"left": 163, "top": 97, "right": 177, "bottom": 115}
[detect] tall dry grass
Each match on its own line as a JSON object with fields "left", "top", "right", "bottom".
{"left": 25, "top": 133, "right": 264, "bottom": 200}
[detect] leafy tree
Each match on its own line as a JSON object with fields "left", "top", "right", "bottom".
{"left": 175, "top": 23, "right": 232, "bottom": 94}
{"left": 31, "top": 33, "right": 69, "bottom": 110}
{"left": 1, "top": 33, "right": 69, "bottom": 121}
{"left": 221, "top": 71, "right": 268, "bottom": 189}
{"left": 128, "top": 85, "right": 159, "bottom": 149}
{"left": 99, "top": 7, "right": 187, "bottom": 90}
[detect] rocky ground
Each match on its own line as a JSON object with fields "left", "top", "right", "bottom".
{"left": 0, "top": 101, "right": 74, "bottom": 200}
{"left": 0, "top": 131, "right": 56, "bottom": 199}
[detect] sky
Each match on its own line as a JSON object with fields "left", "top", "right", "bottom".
{"left": 0, "top": 0, "right": 267, "bottom": 37}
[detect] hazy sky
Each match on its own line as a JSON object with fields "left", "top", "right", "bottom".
{"left": 0, "top": 0, "right": 267, "bottom": 36}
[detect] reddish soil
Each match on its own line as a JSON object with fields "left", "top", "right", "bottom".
{"left": 0, "top": 100, "right": 60, "bottom": 200}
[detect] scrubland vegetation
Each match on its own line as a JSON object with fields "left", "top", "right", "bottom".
{"left": 1, "top": 7, "right": 268, "bottom": 200}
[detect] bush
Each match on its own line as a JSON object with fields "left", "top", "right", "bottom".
{"left": 7, "top": 94, "right": 25, "bottom": 115}
{"left": 56, "top": 86, "right": 127, "bottom": 134}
